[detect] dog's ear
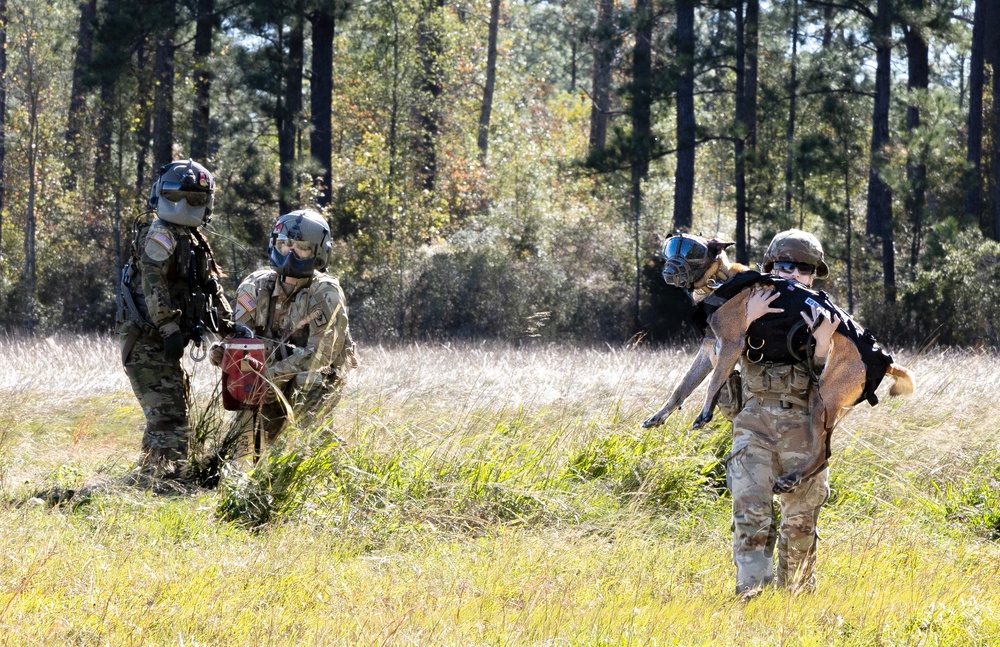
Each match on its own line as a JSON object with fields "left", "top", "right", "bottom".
{"left": 706, "top": 239, "right": 736, "bottom": 258}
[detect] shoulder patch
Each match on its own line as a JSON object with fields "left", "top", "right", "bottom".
{"left": 144, "top": 231, "right": 174, "bottom": 262}
{"left": 237, "top": 292, "right": 257, "bottom": 313}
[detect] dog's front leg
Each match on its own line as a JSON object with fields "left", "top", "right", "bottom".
{"left": 692, "top": 296, "right": 749, "bottom": 429}
{"left": 642, "top": 337, "right": 714, "bottom": 428}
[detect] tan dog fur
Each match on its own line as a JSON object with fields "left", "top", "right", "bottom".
{"left": 643, "top": 235, "right": 914, "bottom": 493}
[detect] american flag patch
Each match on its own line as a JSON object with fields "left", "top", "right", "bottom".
{"left": 237, "top": 292, "right": 257, "bottom": 312}
{"left": 151, "top": 231, "right": 173, "bottom": 252}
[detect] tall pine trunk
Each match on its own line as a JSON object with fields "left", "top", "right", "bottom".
{"left": 0, "top": 0, "right": 6, "bottom": 250}
{"left": 734, "top": 1, "right": 758, "bottom": 263}
{"left": 65, "top": 0, "right": 97, "bottom": 187}
{"left": 152, "top": 6, "right": 176, "bottom": 167}
{"left": 190, "top": 0, "right": 214, "bottom": 161}
{"left": 865, "top": 0, "right": 895, "bottom": 303}
{"left": 903, "top": 0, "right": 928, "bottom": 273}
{"left": 784, "top": 0, "right": 799, "bottom": 218}
{"left": 414, "top": 0, "right": 445, "bottom": 192}
{"left": 673, "top": 0, "right": 695, "bottom": 232}
{"left": 630, "top": 0, "right": 653, "bottom": 331}
{"left": 310, "top": 9, "right": 334, "bottom": 208}
{"left": 588, "top": 0, "right": 614, "bottom": 155}
{"left": 477, "top": 0, "right": 501, "bottom": 162}
{"left": 965, "top": 0, "right": 985, "bottom": 225}
{"left": 279, "top": 9, "right": 304, "bottom": 214}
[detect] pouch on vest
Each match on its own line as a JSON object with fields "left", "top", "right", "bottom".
{"left": 220, "top": 338, "right": 268, "bottom": 410}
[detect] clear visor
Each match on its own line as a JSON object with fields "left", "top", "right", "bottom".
{"left": 275, "top": 236, "right": 316, "bottom": 259}
{"left": 663, "top": 236, "right": 707, "bottom": 261}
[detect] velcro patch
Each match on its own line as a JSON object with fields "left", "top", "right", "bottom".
{"left": 152, "top": 231, "right": 173, "bottom": 253}
{"left": 237, "top": 292, "right": 257, "bottom": 313}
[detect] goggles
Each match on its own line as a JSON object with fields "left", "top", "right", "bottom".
{"left": 663, "top": 235, "right": 707, "bottom": 261}
{"left": 160, "top": 182, "right": 212, "bottom": 207}
{"left": 275, "top": 237, "right": 316, "bottom": 259}
{"left": 772, "top": 260, "right": 816, "bottom": 276}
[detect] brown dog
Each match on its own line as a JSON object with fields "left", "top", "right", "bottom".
{"left": 643, "top": 234, "right": 914, "bottom": 493}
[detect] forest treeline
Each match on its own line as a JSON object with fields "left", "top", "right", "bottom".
{"left": 0, "top": 0, "right": 998, "bottom": 347}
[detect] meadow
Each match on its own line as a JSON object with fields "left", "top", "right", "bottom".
{"left": 1, "top": 335, "right": 1000, "bottom": 645}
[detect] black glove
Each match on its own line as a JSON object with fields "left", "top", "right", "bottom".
{"left": 163, "top": 333, "right": 186, "bottom": 361}
{"left": 232, "top": 322, "right": 255, "bottom": 339}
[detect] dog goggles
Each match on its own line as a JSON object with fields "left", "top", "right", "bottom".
{"left": 772, "top": 261, "right": 816, "bottom": 275}
{"left": 663, "top": 235, "right": 708, "bottom": 261}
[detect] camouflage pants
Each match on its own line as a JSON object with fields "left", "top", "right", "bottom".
{"left": 230, "top": 376, "right": 343, "bottom": 465}
{"left": 727, "top": 399, "right": 830, "bottom": 595}
{"left": 120, "top": 321, "right": 191, "bottom": 465}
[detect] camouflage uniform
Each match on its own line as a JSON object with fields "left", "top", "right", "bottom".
{"left": 228, "top": 268, "right": 356, "bottom": 457}
{"left": 119, "top": 217, "right": 232, "bottom": 467}
{"left": 727, "top": 354, "right": 829, "bottom": 595}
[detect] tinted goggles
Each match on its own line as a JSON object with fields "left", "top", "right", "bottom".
{"left": 663, "top": 235, "right": 707, "bottom": 261}
{"left": 772, "top": 260, "right": 816, "bottom": 275}
{"left": 275, "top": 237, "right": 316, "bottom": 258}
{"left": 161, "top": 182, "right": 211, "bottom": 207}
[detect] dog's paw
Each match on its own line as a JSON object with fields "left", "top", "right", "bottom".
{"left": 642, "top": 416, "right": 661, "bottom": 428}
{"left": 691, "top": 412, "right": 713, "bottom": 430}
{"left": 772, "top": 473, "right": 801, "bottom": 494}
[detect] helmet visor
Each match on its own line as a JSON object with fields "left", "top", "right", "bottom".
{"left": 663, "top": 235, "right": 708, "bottom": 261}
{"left": 161, "top": 183, "right": 211, "bottom": 207}
{"left": 275, "top": 236, "right": 316, "bottom": 259}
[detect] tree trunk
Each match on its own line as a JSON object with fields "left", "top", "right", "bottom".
{"left": 310, "top": 9, "right": 334, "bottom": 208}
{"left": 477, "top": 0, "right": 501, "bottom": 162}
{"left": 190, "top": 0, "right": 214, "bottom": 161}
{"left": 588, "top": 0, "right": 614, "bottom": 155}
{"left": 964, "top": 0, "right": 985, "bottom": 225}
{"left": 989, "top": 0, "right": 1000, "bottom": 240}
{"left": 631, "top": 0, "right": 653, "bottom": 330}
{"left": 734, "top": 1, "right": 757, "bottom": 264}
{"left": 903, "top": 0, "right": 928, "bottom": 273}
{"left": 784, "top": 0, "right": 799, "bottom": 218}
{"left": 135, "top": 38, "right": 152, "bottom": 195}
{"left": 673, "top": 0, "right": 695, "bottom": 232}
{"left": 95, "top": 71, "right": 115, "bottom": 189}
{"left": 65, "top": 0, "right": 98, "bottom": 187}
{"left": 279, "top": 9, "right": 304, "bottom": 214}
{"left": 414, "top": 0, "right": 445, "bottom": 192}
{"left": 152, "top": 7, "right": 176, "bottom": 167}
{"left": 865, "top": 0, "right": 895, "bottom": 303}
{"left": 0, "top": 0, "right": 6, "bottom": 250}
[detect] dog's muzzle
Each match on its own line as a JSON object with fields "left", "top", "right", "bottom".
{"left": 662, "top": 256, "right": 704, "bottom": 290}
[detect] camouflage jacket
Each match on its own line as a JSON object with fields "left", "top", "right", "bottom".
{"left": 128, "top": 217, "right": 232, "bottom": 339}
{"left": 231, "top": 269, "right": 357, "bottom": 390}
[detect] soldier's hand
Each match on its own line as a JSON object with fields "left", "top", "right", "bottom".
{"left": 163, "top": 333, "right": 186, "bottom": 361}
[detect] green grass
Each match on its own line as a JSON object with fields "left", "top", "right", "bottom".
{"left": 2, "top": 337, "right": 1000, "bottom": 645}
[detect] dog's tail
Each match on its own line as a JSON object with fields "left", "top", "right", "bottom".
{"left": 887, "top": 363, "right": 915, "bottom": 396}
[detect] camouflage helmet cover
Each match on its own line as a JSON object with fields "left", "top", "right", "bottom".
{"left": 762, "top": 229, "right": 829, "bottom": 279}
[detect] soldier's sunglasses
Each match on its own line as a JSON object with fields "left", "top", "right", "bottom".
{"left": 772, "top": 261, "right": 816, "bottom": 275}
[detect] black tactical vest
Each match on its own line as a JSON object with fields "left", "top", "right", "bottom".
{"left": 694, "top": 270, "right": 894, "bottom": 406}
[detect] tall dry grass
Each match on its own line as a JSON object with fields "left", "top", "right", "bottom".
{"left": 1, "top": 335, "right": 1000, "bottom": 645}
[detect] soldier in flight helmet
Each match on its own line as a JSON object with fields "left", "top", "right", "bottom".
{"left": 212, "top": 208, "right": 357, "bottom": 466}
{"left": 118, "top": 159, "right": 233, "bottom": 479}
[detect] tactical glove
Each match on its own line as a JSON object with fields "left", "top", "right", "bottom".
{"left": 163, "top": 333, "right": 186, "bottom": 361}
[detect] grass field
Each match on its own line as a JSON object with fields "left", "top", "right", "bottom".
{"left": 2, "top": 335, "right": 1000, "bottom": 645}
